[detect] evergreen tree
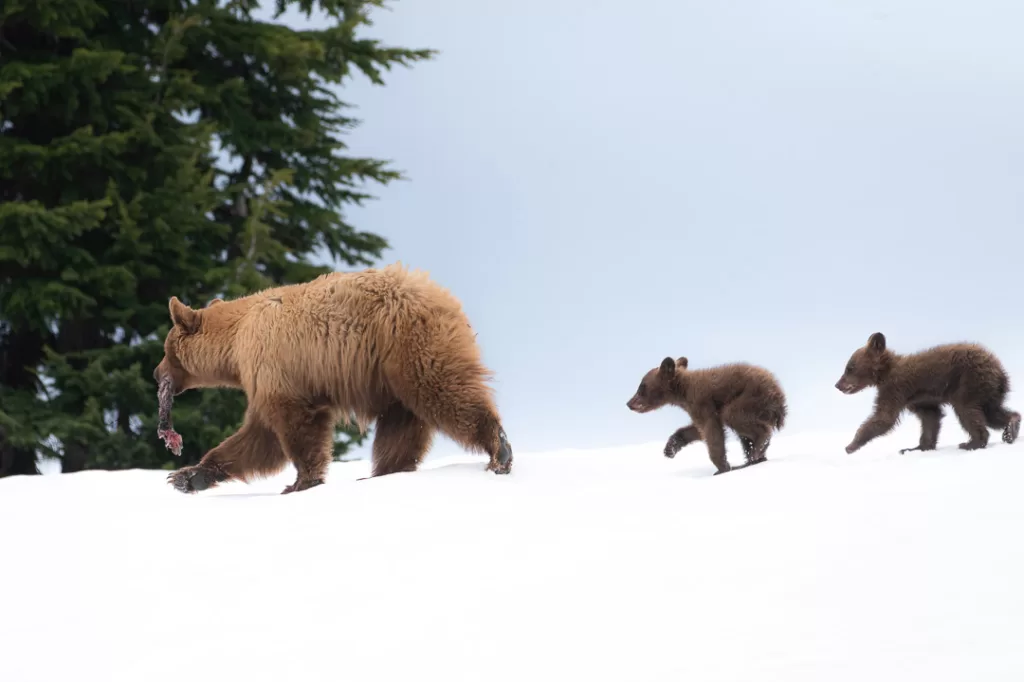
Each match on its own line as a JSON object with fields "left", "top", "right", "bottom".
{"left": 0, "top": 1, "right": 433, "bottom": 477}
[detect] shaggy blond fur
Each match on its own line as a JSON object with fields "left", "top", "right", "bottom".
{"left": 155, "top": 263, "right": 514, "bottom": 494}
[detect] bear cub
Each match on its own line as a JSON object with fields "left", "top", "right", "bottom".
{"left": 836, "top": 332, "right": 1021, "bottom": 454}
{"left": 627, "top": 356, "right": 788, "bottom": 475}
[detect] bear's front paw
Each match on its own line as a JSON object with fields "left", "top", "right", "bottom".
{"left": 845, "top": 442, "right": 859, "bottom": 455}
{"left": 166, "top": 466, "right": 214, "bottom": 494}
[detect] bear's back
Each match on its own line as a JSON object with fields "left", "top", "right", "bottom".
{"left": 230, "top": 264, "right": 477, "bottom": 408}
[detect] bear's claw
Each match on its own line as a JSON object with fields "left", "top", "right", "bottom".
{"left": 166, "top": 466, "right": 224, "bottom": 494}
{"left": 167, "top": 467, "right": 202, "bottom": 494}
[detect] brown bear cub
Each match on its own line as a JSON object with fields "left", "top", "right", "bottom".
{"left": 626, "top": 357, "right": 788, "bottom": 475}
{"left": 153, "top": 263, "right": 513, "bottom": 495}
{"left": 836, "top": 332, "right": 1021, "bottom": 455}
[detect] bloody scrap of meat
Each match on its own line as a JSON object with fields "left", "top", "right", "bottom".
{"left": 157, "top": 378, "right": 183, "bottom": 456}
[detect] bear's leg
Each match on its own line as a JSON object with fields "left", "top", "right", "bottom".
{"left": 371, "top": 402, "right": 434, "bottom": 477}
{"left": 900, "top": 403, "right": 943, "bottom": 454}
{"left": 721, "top": 404, "right": 769, "bottom": 465}
{"left": 439, "top": 409, "right": 513, "bottom": 475}
{"left": 388, "top": 356, "right": 513, "bottom": 475}
{"left": 732, "top": 425, "right": 772, "bottom": 466}
{"left": 167, "top": 417, "right": 288, "bottom": 494}
{"left": 748, "top": 426, "right": 773, "bottom": 464}
{"left": 982, "top": 401, "right": 1022, "bottom": 444}
{"left": 268, "top": 403, "right": 335, "bottom": 494}
{"left": 953, "top": 403, "right": 989, "bottom": 451}
{"left": 699, "top": 416, "right": 730, "bottom": 475}
{"left": 664, "top": 425, "right": 701, "bottom": 458}
{"left": 433, "top": 407, "right": 513, "bottom": 475}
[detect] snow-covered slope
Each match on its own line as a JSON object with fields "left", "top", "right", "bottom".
{"left": 3, "top": 421, "right": 1023, "bottom": 682}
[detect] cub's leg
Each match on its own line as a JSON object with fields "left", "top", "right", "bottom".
{"left": 953, "top": 403, "right": 989, "bottom": 451}
{"left": 983, "top": 402, "right": 1022, "bottom": 445}
{"left": 698, "top": 416, "right": 730, "bottom": 475}
{"left": 371, "top": 402, "right": 435, "bottom": 477}
{"left": 166, "top": 415, "right": 288, "bottom": 494}
{"left": 664, "top": 425, "right": 701, "bottom": 459}
{"left": 900, "top": 403, "right": 943, "bottom": 454}
{"left": 744, "top": 425, "right": 774, "bottom": 465}
{"left": 722, "top": 404, "right": 771, "bottom": 465}
{"left": 845, "top": 403, "right": 901, "bottom": 454}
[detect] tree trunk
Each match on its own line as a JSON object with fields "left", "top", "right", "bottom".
{"left": 60, "top": 442, "right": 88, "bottom": 473}
{"left": 0, "top": 327, "right": 45, "bottom": 477}
{"left": 0, "top": 438, "right": 39, "bottom": 477}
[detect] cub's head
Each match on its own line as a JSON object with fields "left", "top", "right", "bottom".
{"left": 152, "top": 296, "right": 223, "bottom": 394}
{"left": 626, "top": 356, "right": 688, "bottom": 413}
{"left": 835, "top": 332, "right": 890, "bottom": 395}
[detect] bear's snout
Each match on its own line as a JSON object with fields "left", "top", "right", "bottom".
{"left": 835, "top": 378, "right": 857, "bottom": 395}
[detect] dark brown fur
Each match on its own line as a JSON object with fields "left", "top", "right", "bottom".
{"left": 626, "top": 356, "right": 788, "bottom": 475}
{"left": 836, "top": 332, "right": 1021, "bottom": 454}
{"left": 153, "top": 263, "right": 513, "bottom": 495}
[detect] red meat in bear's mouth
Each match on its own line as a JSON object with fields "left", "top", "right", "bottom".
{"left": 157, "top": 377, "right": 183, "bottom": 456}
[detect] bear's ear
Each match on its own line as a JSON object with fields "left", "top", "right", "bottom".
{"left": 659, "top": 357, "right": 676, "bottom": 378}
{"left": 205, "top": 298, "right": 224, "bottom": 308}
{"left": 867, "top": 332, "right": 886, "bottom": 353}
{"left": 169, "top": 296, "right": 201, "bottom": 334}
{"left": 676, "top": 356, "right": 688, "bottom": 370}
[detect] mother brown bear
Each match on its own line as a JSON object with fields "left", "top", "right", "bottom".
{"left": 154, "top": 263, "right": 514, "bottom": 494}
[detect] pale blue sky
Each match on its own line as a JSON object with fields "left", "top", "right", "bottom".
{"left": 270, "top": 0, "right": 1024, "bottom": 460}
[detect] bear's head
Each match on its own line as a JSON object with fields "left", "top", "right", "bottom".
{"left": 626, "top": 356, "right": 688, "bottom": 413}
{"left": 835, "top": 332, "right": 891, "bottom": 395}
{"left": 152, "top": 296, "right": 230, "bottom": 395}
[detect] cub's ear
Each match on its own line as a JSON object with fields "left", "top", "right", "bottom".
{"left": 659, "top": 357, "right": 676, "bottom": 377}
{"left": 169, "top": 296, "right": 201, "bottom": 333}
{"left": 205, "top": 298, "right": 224, "bottom": 308}
{"left": 676, "top": 356, "right": 689, "bottom": 370}
{"left": 867, "top": 332, "right": 886, "bottom": 353}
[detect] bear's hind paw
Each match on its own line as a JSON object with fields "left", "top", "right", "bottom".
{"left": 487, "top": 452, "right": 513, "bottom": 475}
{"left": 281, "top": 478, "right": 325, "bottom": 494}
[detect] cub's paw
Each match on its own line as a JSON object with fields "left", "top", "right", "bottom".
{"left": 1004, "top": 415, "right": 1021, "bottom": 445}
{"left": 845, "top": 443, "right": 860, "bottom": 455}
{"left": 166, "top": 466, "right": 215, "bottom": 494}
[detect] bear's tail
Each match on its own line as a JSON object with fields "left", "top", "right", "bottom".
{"left": 773, "top": 399, "right": 788, "bottom": 431}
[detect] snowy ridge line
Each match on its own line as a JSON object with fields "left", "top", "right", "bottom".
{"left": 2, "top": 425, "right": 1023, "bottom": 682}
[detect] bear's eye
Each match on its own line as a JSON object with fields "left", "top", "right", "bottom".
{"left": 637, "top": 384, "right": 646, "bottom": 397}
{"left": 846, "top": 362, "right": 855, "bottom": 374}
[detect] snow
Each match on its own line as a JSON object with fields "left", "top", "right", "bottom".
{"left": 3, "top": 421, "right": 1024, "bottom": 682}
